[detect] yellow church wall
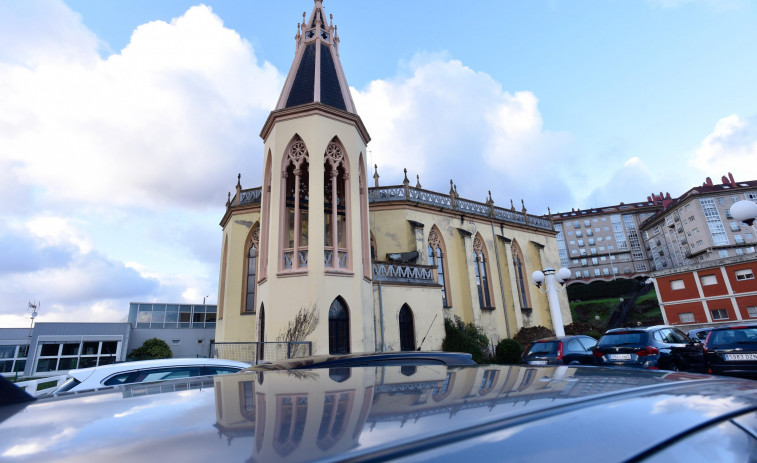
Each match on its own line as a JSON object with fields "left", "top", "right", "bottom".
{"left": 372, "top": 283, "right": 445, "bottom": 351}
{"left": 216, "top": 208, "right": 261, "bottom": 343}
{"left": 368, "top": 203, "right": 571, "bottom": 343}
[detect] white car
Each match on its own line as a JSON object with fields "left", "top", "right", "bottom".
{"left": 47, "top": 358, "right": 250, "bottom": 394}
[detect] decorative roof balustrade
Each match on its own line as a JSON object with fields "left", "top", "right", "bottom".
{"left": 372, "top": 261, "right": 437, "bottom": 286}
{"left": 369, "top": 185, "right": 553, "bottom": 232}
{"left": 237, "top": 188, "right": 262, "bottom": 206}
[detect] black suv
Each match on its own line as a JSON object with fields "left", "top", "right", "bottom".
{"left": 703, "top": 325, "right": 757, "bottom": 379}
{"left": 520, "top": 335, "right": 598, "bottom": 366}
{"left": 594, "top": 325, "right": 705, "bottom": 372}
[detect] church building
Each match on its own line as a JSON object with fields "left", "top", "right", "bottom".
{"left": 214, "top": 1, "right": 570, "bottom": 357}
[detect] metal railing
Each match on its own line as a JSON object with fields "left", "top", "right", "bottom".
{"left": 369, "top": 185, "right": 553, "bottom": 231}
{"left": 211, "top": 341, "right": 312, "bottom": 364}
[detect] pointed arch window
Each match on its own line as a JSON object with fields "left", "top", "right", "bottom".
{"left": 428, "top": 228, "right": 450, "bottom": 307}
{"left": 512, "top": 241, "right": 532, "bottom": 309}
{"left": 324, "top": 138, "right": 349, "bottom": 269}
{"left": 399, "top": 304, "right": 416, "bottom": 351}
{"left": 328, "top": 297, "right": 350, "bottom": 354}
{"left": 242, "top": 224, "right": 260, "bottom": 314}
{"left": 257, "top": 304, "right": 265, "bottom": 362}
{"left": 281, "top": 136, "right": 309, "bottom": 270}
{"left": 473, "top": 235, "right": 493, "bottom": 309}
{"left": 316, "top": 391, "right": 354, "bottom": 451}
{"left": 273, "top": 394, "right": 308, "bottom": 457}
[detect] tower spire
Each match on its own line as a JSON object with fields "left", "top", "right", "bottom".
{"left": 275, "top": 0, "right": 356, "bottom": 113}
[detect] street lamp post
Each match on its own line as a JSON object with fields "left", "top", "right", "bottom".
{"left": 531, "top": 267, "right": 572, "bottom": 337}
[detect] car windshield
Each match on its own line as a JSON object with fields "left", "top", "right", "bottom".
{"left": 526, "top": 342, "right": 558, "bottom": 355}
{"left": 707, "top": 328, "right": 757, "bottom": 349}
{"left": 598, "top": 332, "right": 646, "bottom": 347}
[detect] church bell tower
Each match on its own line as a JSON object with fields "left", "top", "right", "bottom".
{"left": 252, "top": 0, "right": 373, "bottom": 355}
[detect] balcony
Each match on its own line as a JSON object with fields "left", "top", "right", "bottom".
{"left": 372, "top": 261, "right": 437, "bottom": 286}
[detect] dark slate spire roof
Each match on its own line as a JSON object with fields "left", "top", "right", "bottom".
{"left": 275, "top": 1, "right": 356, "bottom": 114}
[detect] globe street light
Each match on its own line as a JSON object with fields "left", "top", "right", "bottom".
{"left": 731, "top": 200, "right": 757, "bottom": 228}
{"left": 531, "top": 267, "right": 571, "bottom": 337}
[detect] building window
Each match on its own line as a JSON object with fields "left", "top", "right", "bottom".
{"left": 711, "top": 309, "right": 729, "bottom": 321}
{"left": 602, "top": 268, "right": 610, "bottom": 276}
{"left": 700, "top": 198, "right": 729, "bottom": 245}
{"left": 699, "top": 274, "right": 717, "bottom": 286}
{"left": 735, "top": 235, "right": 745, "bottom": 244}
{"left": 328, "top": 297, "right": 350, "bottom": 355}
{"left": 583, "top": 270, "right": 590, "bottom": 278}
{"left": 428, "top": 227, "right": 450, "bottom": 307}
{"left": 473, "top": 235, "right": 493, "bottom": 309}
{"left": 577, "top": 239, "right": 584, "bottom": 246}
{"left": 36, "top": 340, "right": 120, "bottom": 373}
{"left": 670, "top": 279, "right": 685, "bottom": 290}
{"left": 719, "top": 250, "right": 729, "bottom": 258}
{"left": 243, "top": 224, "right": 260, "bottom": 313}
{"left": 575, "top": 271, "right": 582, "bottom": 279}
{"left": 398, "top": 304, "right": 415, "bottom": 351}
{"left": 594, "top": 269, "right": 601, "bottom": 277}
{"left": 747, "top": 306, "right": 757, "bottom": 318}
{"left": 512, "top": 241, "right": 531, "bottom": 309}
{"left": 323, "top": 138, "right": 349, "bottom": 269}
{"left": 281, "top": 136, "right": 310, "bottom": 270}
{"left": 735, "top": 269, "right": 755, "bottom": 281}
{"left": 0, "top": 345, "right": 28, "bottom": 374}
{"left": 679, "top": 312, "right": 695, "bottom": 323}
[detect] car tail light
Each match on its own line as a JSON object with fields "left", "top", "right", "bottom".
{"left": 636, "top": 346, "right": 659, "bottom": 357}
{"left": 556, "top": 342, "right": 563, "bottom": 361}
{"left": 593, "top": 348, "right": 603, "bottom": 357}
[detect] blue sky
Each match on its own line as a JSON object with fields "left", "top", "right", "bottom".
{"left": 1, "top": 0, "right": 756, "bottom": 325}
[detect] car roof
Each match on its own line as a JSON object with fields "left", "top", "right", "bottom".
{"left": 67, "top": 358, "right": 250, "bottom": 383}
{"left": 3, "top": 365, "right": 756, "bottom": 462}
{"left": 529, "top": 335, "right": 593, "bottom": 343}
{"left": 249, "top": 351, "right": 475, "bottom": 371}
{"left": 605, "top": 325, "right": 670, "bottom": 333}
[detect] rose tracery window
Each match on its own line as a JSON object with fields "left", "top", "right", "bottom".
{"left": 324, "top": 139, "right": 349, "bottom": 269}
{"left": 282, "top": 137, "right": 309, "bottom": 270}
{"left": 428, "top": 228, "right": 449, "bottom": 307}
{"left": 473, "top": 235, "right": 493, "bottom": 309}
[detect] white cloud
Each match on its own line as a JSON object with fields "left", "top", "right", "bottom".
{"left": 0, "top": 3, "right": 282, "bottom": 210}
{"left": 0, "top": 2, "right": 277, "bottom": 324}
{"left": 353, "top": 55, "right": 573, "bottom": 213}
{"left": 692, "top": 114, "right": 757, "bottom": 181}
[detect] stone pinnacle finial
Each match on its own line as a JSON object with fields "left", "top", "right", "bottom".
{"left": 226, "top": 192, "right": 231, "bottom": 207}
{"left": 521, "top": 199, "right": 527, "bottom": 213}
{"left": 236, "top": 173, "right": 241, "bottom": 187}
{"left": 449, "top": 179, "right": 455, "bottom": 195}
{"left": 373, "top": 164, "right": 380, "bottom": 187}
{"left": 403, "top": 168, "right": 409, "bottom": 186}
{"left": 510, "top": 199, "right": 515, "bottom": 211}
{"left": 416, "top": 175, "right": 422, "bottom": 189}
{"left": 486, "top": 190, "right": 494, "bottom": 206}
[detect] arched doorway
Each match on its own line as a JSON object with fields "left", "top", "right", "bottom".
{"left": 328, "top": 298, "right": 350, "bottom": 354}
{"left": 398, "top": 304, "right": 415, "bottom": 351}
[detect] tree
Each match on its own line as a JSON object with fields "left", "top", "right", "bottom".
{"left": 441, "top": 316, "right": 490, "bottom": 364}
{"left": 277, "top": 305, "right": 319, "bottom": 357}
{"left": 130, "top": 338, "right": 172, "bottom": 360}
{"left": 495, "top": 339, "right": 523, "bottom": 364}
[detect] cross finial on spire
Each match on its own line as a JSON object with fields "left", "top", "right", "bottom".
{"left": 236, "top": 173, "right": 241, "bottom": 187}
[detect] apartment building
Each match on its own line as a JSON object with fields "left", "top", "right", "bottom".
{"left": 641, "top": 174, "right": 757, "bottom": 271}
{"left": 551, "top": 196, "right": 666, "bottom": 284}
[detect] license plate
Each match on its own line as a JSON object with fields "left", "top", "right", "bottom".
{"left": 528, "top": 360, "right": 548, "bottom": 365}
{"left": 608, "top": 354, "right": 632, "bottom": 360}
{"left": 724, "top": 354, "right": 757, "bottom": 361}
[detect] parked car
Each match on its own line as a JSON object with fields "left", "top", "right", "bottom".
{"left": 593, "top": 325, "right": 705, "bottom": 372}
{"left": 703, "top": 324, "right": 757, "bottom": 379}
{"left": 520, "top": 335, "right": 597, "bottom": 365}
{"left": 46, "top": 358, "right": 250, "bottom": 395}
{"left": 687, "top": 327, "right": 712, "bottom": 343}
{"left": 250, "top": 351, "right": 476, "bottom": 371}
{"left": 2, "top": 362, "right": 757, "bottom": 462}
